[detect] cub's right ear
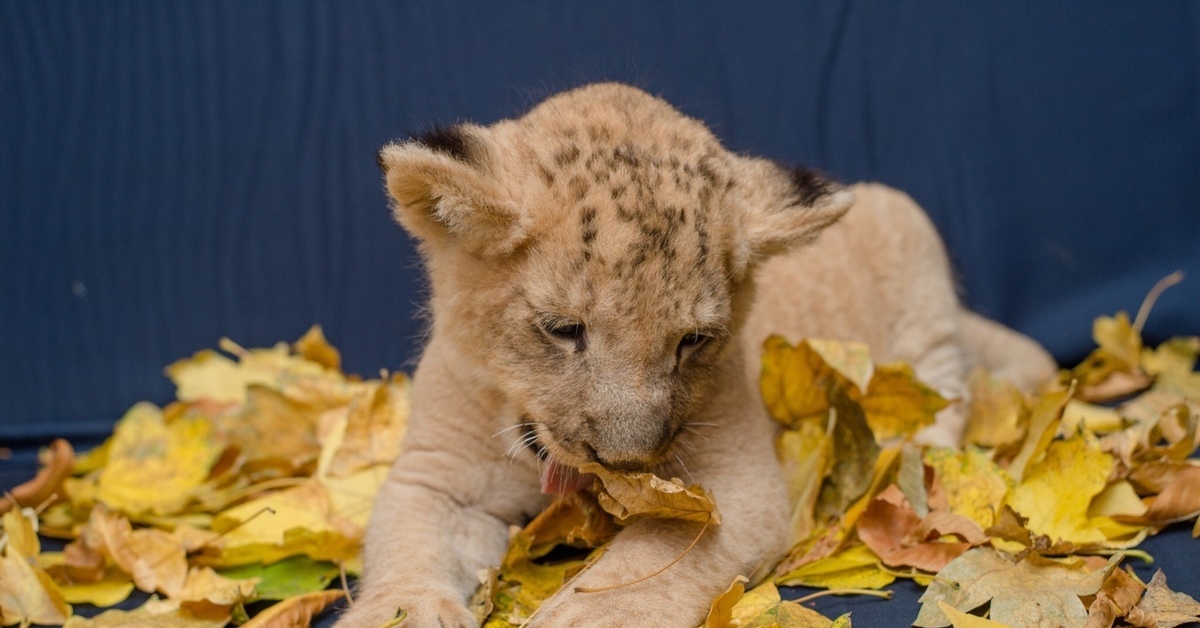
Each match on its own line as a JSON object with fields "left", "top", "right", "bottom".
{"left": 378, "top": 124, "right": 529, "bottom": 257}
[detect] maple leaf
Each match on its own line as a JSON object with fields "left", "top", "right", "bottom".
{"left": 760, "top": 336, "right": 857, "bottom": 427}
{"left": 915, "top": 548, "right": 1096, "bottom": 628}
{"left": 963, "top": 370, "right": 1028, "bottom": 450}
{"left": 1071, "top": 312, "right": 1153, "bottom": 402}
{"left": 291, "top": 325, "right": 343, "bottom": 371}
{"left": 924, "top": 447, "right": 1011, "bottom": 530}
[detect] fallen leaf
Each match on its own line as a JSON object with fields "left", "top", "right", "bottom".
{"left": 858, "top": 485, "right": 983, "bottom": 573}
{"left": 61, "top": 601, "right": 229, "bottom": 628}
{"left": 1134, "top": 570, "right": 1200, "bottom": 628}
{"left": 760, "top": 336, "right": 859, "bottom": 428}
{"left": 165, "top": 337, "right": 331, "bottom": 405}
{"left": 1084, "top": 566, "right": 1144, "bottom": 628}
{"left": 521, "top": 492, "right": 618, "bottom": 557}
{"left": 322, "top": 378, "right": 410, "bottom": 478}
{"left": 1007, "top": 387, "right": 1071, "bottom": 483}
{"left": 915, "top": 548, "right": 1093, "bottom": 628}
{"left": 702, "top": 575, "right": 748, "bottom": 628}
{"left": 924, "top": 447, "right": 1011, "bottom": 530}
{"left": 815, "top": 387, "right": 880, "bottom": 521}
{"left": 82, "top": 505, "right": 188, "bottom": 597}
{"left": 776, "top": 420, "right": 833, "bottom": 544}
{"left": 729, "top": 581, "right": 836, "bottom": 628}
{"left": 1009, "top": 436, "right": 1137, "bottom": 547}
{"left": 805, "top": 338, "right": 875, "bottom": 394}
{"left": 580, "top": 463, "right": 720, "bottom": 524}
{"left": 0, "top": 439, "right": 73, "bottom": 516}
{"left": 292, "top": 325, "right": 342, "bottom": 371}
{"left": 936, "top": 601, "right": 1010, "bottom": 627}
{"left": 861, "top": 363, "right": 949, "bottom": 441}
{"left": 1087, "top": 480, "right": 1148, "bottom": 519}
{"left": 215, "top": 556, "right": 339, "bottom": 601}
{"left": 963, "top": 370, "right": 1028, "bottom": 450}
{"left": 1139, "top": 466, "right": 1200, "bottom": 525}
{"left": 0, "top": 515, "right": 72, "bottom": 627}
{"left": 95, "top": 403, "right": 224, "bottom": 517}
{"left": 775, "top": 543, "right": 894, "bottom": 590}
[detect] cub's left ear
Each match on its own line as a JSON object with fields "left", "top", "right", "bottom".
{"left": 730, "top": 157, "right": 854, "bottom": 276}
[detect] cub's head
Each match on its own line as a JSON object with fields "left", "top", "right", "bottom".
{"left": 379, "top": 83, "right": 852, "bottom": 479}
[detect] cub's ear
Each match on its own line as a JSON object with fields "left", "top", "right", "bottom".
{"left": 378, "top": 124, "right": 528, "bottom": 256}
{"left": 730, "top": 157, "right": 854, "bottom": 276}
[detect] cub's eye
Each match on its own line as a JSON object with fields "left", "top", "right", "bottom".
{"left": 540, "top": 320, "right": 587, "bottom": 351}
{"left": 676, "top": 332, "right": 711, "bottom": 360}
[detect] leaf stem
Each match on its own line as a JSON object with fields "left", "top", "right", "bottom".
{"left": 792, "top": 588, "right": 894, "bottom": 604}
{"left": 1133, "top": 270, "right": 1184, "bottom": 333}
{"left": 574, "top": 515, "right": 711, "bottom": 594}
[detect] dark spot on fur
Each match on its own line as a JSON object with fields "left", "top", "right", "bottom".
{"left": 785, "top": 164, "right": 835, "bottom": 206}
{"left": 555, "top": 144, "right": 581, "bottom": 166}
{"left": 610, "top": 184, "right": 627, "bottom": 200}
{"left": 412, "top": 123, "right": 475, "bottom": 163}
{"left": 537, "top": 163, "right": 556, "bottom": 186}
{"left": 569, "top": 176, "right": 590, "bottom": 201}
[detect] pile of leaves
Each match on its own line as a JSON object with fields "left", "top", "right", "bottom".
{"left": 2, "top": 298, "right": 1199, "bottom": 627}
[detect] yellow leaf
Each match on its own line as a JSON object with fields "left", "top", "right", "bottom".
{"left": 61, "top": 599, "right": 228, "bottom": 627}
{"left": 214, "top": 385, "right": 324, "bottom": 473}
{"left": 56, "top": 574, "right": 136, "bottom": 607}
{"left": 95, "top": 403, "right": 224, "bottom": 517}
{"left": 805, "top": 339, "right": 874, "bottom": 394}
{"left": 924, "top": 447, "right": 1011, "bottom": 530}
{"left": 963, "top": 370, "right": 1027, "bottom": 449}
{"left": 1094, "top": 312, "right": 1142, "bottom": 372}
{"left": 776, "top": 543, "right": 895, "bottom": 590}
{"left": 776, "top": 421, "right": 833, "bottom": 545}
{"left": 2, "top": 510, "right": 40, "bottom": 558}
{"left": 165, "top": 338, "right": 331, "bottom": 404}
{"left": 761, "top": 336, "right": 859, "bottom": 428}
{"left": 175, "top": 566, "right": 257, "bottom": 606}
{"left": 1007, "top": 388, "right": 1071, "bottom": 483}
{"left": 322, "top": 464, "right": 390, "bottom": 533}
{"left": 1087, "top": 480, "right": 1148, "bottom": 518}
{"left": 239, "top": 589, "right": 345, "bottom": 628}
{"left": 937, "top": 601, "right": 1011, "bottom": 627}
{"left": 861, "top": 363, "right": 949, "bottom": 441}
{"left": 202, "top": 480, "right": 359, "bottom": 567}
{"left": 321, "top": 378, "right": 410, "bottom": 478}
{"left": 292, "top": 324, "right": 342, "bottom": 371}
{"left": 702, "top": 575, "right": 747, "bottom": 628}
{"left": 729, "top": 581, "right": 835, "bottom": 628}
{"left": 580, "top": 463, "right": 720, "bottom": 524}
{"left": 1061, "top": 400, "right": 1125, "bottom": 434}
{"left": 1009, "top": 436, "right": 1127, "bottom": 547}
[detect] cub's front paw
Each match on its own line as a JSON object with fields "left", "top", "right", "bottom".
{"left": 333, "top": 596, "right": 475, "bottom": 628}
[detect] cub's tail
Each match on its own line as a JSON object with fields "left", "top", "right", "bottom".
{"left": 958, "top": 309, "right": 1058, "bottom": 392}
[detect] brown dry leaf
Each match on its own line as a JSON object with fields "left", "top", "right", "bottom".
{"left": 857, "top": 485, "right": 983, "bottom": 573}
{"left": 0, "top": 439, "right": 73, "bottom": 516}
{"left": 214, "top": 385, "right": 324, "bottom": 475}
{"left": 0, "top": 510, "right": 72, "bottom": 627}
{"left": 1138, "top": 465, "right": 1200, "bottom": 525}
{"left": 239, "top": 589, "right": 345, "bottom": 628}
{"left": 1072, "top": 312, "right": 1153, "bottom": 402}
{"left": 292, "top": 325, "right": 342, "bottom": 371}
{"left": 95, "top": 403, "right": 224, "bottom": 517}
{"left": 521, "top": 492, "right": 618, "bottom": 557}
{"left": 861, "top": 363, "right": 949, "bottom": 441}
{"left": 82, "top": 505, "right": 188, "bottom": 597}
{"left": 322, "top": 377, "right": 410, "bottom": 478}
{"left": 579, "top": 463, "right": 719, "bottom": 524}
{"left": 915, "top": 548, "right": 1095, "bottom": 628}
{"left": 1134, "top": 570, "right": 1200, "bottom": 628}
{"left": 1084, "top": 566, "right": 1144, "bottom": 628}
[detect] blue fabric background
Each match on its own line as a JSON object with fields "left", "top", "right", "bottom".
{"left": 2, "top": 2, "right": 1199, "bottom": 625}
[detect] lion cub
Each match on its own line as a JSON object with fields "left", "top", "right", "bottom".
{"left": 335, "top": 83, "right": 1053, "bottom": 627}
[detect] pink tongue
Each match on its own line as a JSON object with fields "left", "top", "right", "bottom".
{"left": 540, "top": 458, "right": 595, "bottom": 494}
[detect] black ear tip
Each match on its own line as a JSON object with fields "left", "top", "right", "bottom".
{"left": 787, "top": 166, "right": 836, "bottom": 207}
{"left": 410, "top": 123, "right": 475, "bottom": 163}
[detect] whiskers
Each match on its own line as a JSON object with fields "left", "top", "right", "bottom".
{"left": 495, "top": 421, "right": 546, "bottom": 467}
{"left": 663, "top": 421, "right": 717, "bottom": 486}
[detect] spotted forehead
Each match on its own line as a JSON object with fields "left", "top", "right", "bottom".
{"left": 529, "top": 140, "right": 735, "bottom": 326}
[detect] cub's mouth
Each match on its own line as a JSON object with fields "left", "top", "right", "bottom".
{"left": 514, "top": 421, "right": 682, "bottom": 495}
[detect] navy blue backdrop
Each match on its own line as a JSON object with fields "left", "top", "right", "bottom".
{"left": 2, "top": 2, "right": 1199, "bottom": 624}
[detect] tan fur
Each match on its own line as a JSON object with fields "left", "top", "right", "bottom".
{"left": 334, "top": 83, "right": 1055, "bottom": 628}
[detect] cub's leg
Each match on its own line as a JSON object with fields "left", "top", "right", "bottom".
{"left": 334, "top": 357, "right": 544, "bottom": 628}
